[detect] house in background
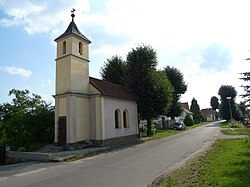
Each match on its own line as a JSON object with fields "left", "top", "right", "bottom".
{"left": 175, "top": 102, "right": 193, "bottom": 123}
{"left": 54, "top": 11, "right": 138, "bottom": 147}
{"left": 201, "top": 108, "right": 216, "bottom": 122}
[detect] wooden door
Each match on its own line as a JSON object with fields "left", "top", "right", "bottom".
{"left": 58, "top": 116, "right": 66, "bottom": 146}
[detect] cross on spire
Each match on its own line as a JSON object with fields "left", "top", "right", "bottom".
{"left": 71, "top": 8, "right": 76, "bottom": 21}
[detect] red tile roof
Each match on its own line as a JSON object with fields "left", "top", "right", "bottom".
{"left": 89, "top": 77, "right": 136, "bottom": 101}
{"left": 201, "top": 108, "right": 216, "bottom": 117}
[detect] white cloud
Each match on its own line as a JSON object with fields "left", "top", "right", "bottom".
{"left": 0, "top": 66, "right": 32, "bottom": 78}
{"left": 0, "top": 0, "right": 90, "bottom": 35}
{"left": 178, "top": 49, "right": 247, "bottom": 108}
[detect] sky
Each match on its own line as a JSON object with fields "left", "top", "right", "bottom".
{"left": 1, "top": 0, "right": 250, "bottom": 109}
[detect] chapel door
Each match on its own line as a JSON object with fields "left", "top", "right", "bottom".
{"left": 58, "top": 116, "right": 66, "bottom": 146}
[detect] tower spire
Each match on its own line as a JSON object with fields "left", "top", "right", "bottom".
{"left": 71, "top": 8, "right": 76, "bottom": 21}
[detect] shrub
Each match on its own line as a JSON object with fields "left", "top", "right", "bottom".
{"left": 184, "top": 115, "right": 194, "bottom": 126}
{"left": 0, "top": 89, "right": 54, "bottom": 151}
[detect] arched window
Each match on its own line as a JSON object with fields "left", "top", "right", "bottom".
{"left": 115, "top": 109, "right": 121, "bottom": 129}
{"left": 62, "top": 41, "right": 66, "bottom": 54}
{"left": 79, "top": 42, "right": 83, "bottom": 55}
{"left": 123, "top": 110, "right": 129, "bottom": 128}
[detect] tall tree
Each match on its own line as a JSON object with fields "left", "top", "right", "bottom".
{"left": 218, "top": 85, "right": 238, "bottom": 121}
{"left": 126, "top": 44, "right": 173, "bottom": 136}
{"left": 0, "top": 89, "right": 54, "bottom": 151}
{"left": 237, "top": 101, "right": 249, "bottom": 121}
{"left": 210, "top": 96, "right": 220, "bottom": 120}
{"left": 240, "top": 71, "right": 250, "bottom": 105}
{"left": 190, "top": 98, "right": 202, "bottom": 124}
{"left": 100, "top": 55, "right": 126, "bottom": 86}
{"left": 164, "top": 66, "right": 187, "bottom": 118}
{"left": 210, "top": 96, "right": 219, "bottom": 110}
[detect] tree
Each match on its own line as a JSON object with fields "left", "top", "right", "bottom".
{"left": 190, "top": 98, "right": 202, "bottom": 124}
{"left": 126, "top": 44, "right": 173, "bottom": 136}
{"left": 240, "top": 71, "right": 250, "bottom": 106}
{"left": 218, "top": 85, "right": 238, "bottom": 121}
{"left": 210, "top": 96, "right": 219, "bottom": 119}
{"left": 0, "top": 89, "right": 54, "bottom": 151}
{"left": 163, "top": 66, "right": 187, "bottom": 119}
{"left": 237, "top": 101, "right": 249, "bottom": 121}
{"left": 100, "top": 55, "right": 126, "bottom": 86}
{"left": 210, "top": 96, "right": 219, "bottom": 111}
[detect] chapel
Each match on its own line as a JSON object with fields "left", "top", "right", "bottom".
{"left": 53, "top": 10, "right": 138, "bottom": 147}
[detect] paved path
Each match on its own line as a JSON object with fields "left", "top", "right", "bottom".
{"left": 0, "top": 122, "right": 225, "bottom": 187}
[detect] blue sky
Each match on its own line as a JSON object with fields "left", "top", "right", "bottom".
{"left": 1, "top": 0, "right": 250, "bottom": 109}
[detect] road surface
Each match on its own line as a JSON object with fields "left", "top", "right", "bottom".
{"left": 0, "top": 122, "right": 223, "bottom": 187}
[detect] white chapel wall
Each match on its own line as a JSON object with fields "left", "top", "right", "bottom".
{"left": 104, "top": 97, "right": 138, "bottom": 139}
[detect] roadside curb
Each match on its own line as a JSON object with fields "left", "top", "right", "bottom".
{"left": 48, "top": 147, "right": 111, "bottom": 162}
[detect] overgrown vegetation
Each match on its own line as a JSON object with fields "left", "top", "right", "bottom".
{"left": 0, "top": 89, "right": 54, "bottom": 151}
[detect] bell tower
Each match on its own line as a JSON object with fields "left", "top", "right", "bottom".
{"left": 54, "top": 9, "right": 91, "bottom": 146}
{"left": 54, "top": 9, "right": 91, "bottom": 94}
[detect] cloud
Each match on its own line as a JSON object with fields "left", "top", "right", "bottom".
{"left": 0, "top": 66, "right": 32, "bottom": 77}
{"left": 0, "top": 0, "right": 90, "bottom": 35}
{"left": 166, "top": 42, "right": 244, "bottom": 108}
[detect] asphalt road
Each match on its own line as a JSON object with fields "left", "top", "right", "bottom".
{"left": 0, "top": 121, "right": 223, "bottom": 187}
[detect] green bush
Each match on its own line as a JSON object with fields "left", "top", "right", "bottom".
{"left": 184, "top": 115, "right": 194, "bottom": 126}
{"left": 0, "top": 89, "right": 54, "bottom": 151}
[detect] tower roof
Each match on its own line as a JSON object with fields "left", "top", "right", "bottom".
{"left": 54, "top": 9, "right": 91, "bottom": 43}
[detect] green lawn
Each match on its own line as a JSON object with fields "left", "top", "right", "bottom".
{"left": 220, "top": 120, "right": 250, "bottom": 136}
{"left": 221, "top": 128, "right": 250, "bottom": 136}
{"left": 220, "top": 121, "right": 245, "bottom": 128}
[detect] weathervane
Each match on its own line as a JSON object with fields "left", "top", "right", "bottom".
{"left": 71, "top": 8, "right": 76, "bottom": 21}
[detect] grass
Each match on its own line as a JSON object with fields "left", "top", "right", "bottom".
{"left": 220, "top": 120, "right": 250, "bottom": 136}
{"left": 220, "top": 120, "right": 244, "bottom": 128}
{"left": 220, "top": 121, "right": 232, "bottom": 128}
{"left": 154, "top": 129, "right": 182, "bottom": 138}
{"left": 222, "top": 128, "right": 250, "bottom": 136}
{"left": 159, "top": 137, "right": 250, "bottom": 187}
